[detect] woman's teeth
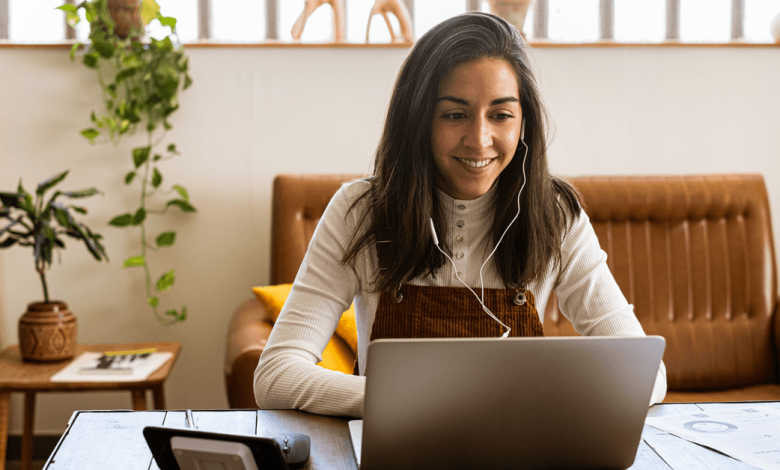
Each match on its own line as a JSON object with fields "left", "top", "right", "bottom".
{"left": 457, "top": 157, "right": 494, "bottom": 168}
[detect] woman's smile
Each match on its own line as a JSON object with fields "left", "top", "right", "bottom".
{"left": 455, "top": 157, "right": 497, "bottom": 169}
{"left": 431, "top": 57, "right": 522, "bottom": 200}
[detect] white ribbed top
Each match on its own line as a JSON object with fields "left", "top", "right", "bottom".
{"left": 254, "top": 180, "right": 667, "bottom": 418}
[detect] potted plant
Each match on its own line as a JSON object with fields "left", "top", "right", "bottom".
{"left": 57, "top": 0, "right": 194, "bottom": 325}
{"left": 0, "top": 171, "right": 107, "bottom": 362}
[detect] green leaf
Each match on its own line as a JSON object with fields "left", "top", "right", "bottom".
{"left": 0, "top": 192, "right": 21, "bottom": 209}
{"left": 123, "top": 255, "right": 145, "bottom": 268}
{"left": 115, "top": 67, "right": 137, "bottom": 83}
{"left": 143, "top": 0, "right": 161, "bottom": 25}
{"left": 132, "top": 146, "right": 151, "bottom": 168}
{"left": 132, "top": 207, "right": 146, "bottom": 225}
{"left": 153, "top": 154, "right": 162, "bottom": 162}
{"left": 36, "top": 170, "right": 69, "bottom": 196}
{"left": 148, "top": 296, "right": 159, "bottom": 307}
{"left": 81, "top": 128, "right": 100, "bottom": 144}
{"left": 56, "top": 4, "right": 78, "bottom": 13}
{"left": 82, "top": 52, "right": 99, "bottom": 69}
{"left": 93, "top": 40, "right": 115, "bottom": 59}
{"left": 69, "top": 205, "right": 87, "bottom": 215}
{"left": 165, "top": 309, "right": 178, "bottom": 317}
{"left": 106, "top": 83, "right": 117, "bottom": 99}
{"left": 167, "top": 199, "right": 196, "bottom": 213}
{"left": 156, "top": 231, "right": 176, "bottom": 247}
{"left": 69, "top": 42, "right": 81, "bottom": 61}
{"left": 121, "top": 54, "right": 143, "bottom": 68}
{"left": 125, "top": 171, "right": 136, "bottom": 185}
{"left": 158, "top": 14, "right": 177, "bottom": 30}
{"left": 0, "top": 238, "right": 16, "bottom": 248}
{"left": 162, "top": 121, "right": 172, "bottom": 131}
{"left": 183, "top": 74, "right": 193, "bottom": 90}
{"left": 179, "top": 306, "right": 187, "bottom": 321}
{"left": 109, "top": 213, "right": 133, "bottom": 227}
{"left": 151, "top": 168, "right": 162, "bottom": 188}
{"left": 63, "top": 188, "right": 99, "bottom": 198}
{"left": 172, "top": 185, "right": 189, "bottom": 202}
{"left": 167, "top": 143, "right": 178, "bottom": 154}
{"left": 53, "top": 206, "right": 70, "bottom": 228}
{"left": 156, "top": 270, "right": 175, "bottom": 291}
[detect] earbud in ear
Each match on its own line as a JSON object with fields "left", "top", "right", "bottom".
{"left": 520, "top": 118, "right": 526, "bottom": 142}
{"left": 429, "top": 218, "right": 439, "bottom": 246}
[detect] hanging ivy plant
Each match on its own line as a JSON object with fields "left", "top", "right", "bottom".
{"left": 58, "top": 0, "right": 194, "bottom": 324}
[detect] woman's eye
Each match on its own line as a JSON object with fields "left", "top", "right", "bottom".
{"left": 493, "top": 113, "right": 514, "bottom": 121}
{"left": 444, "top": 113, "right": 466, "bottom": 121}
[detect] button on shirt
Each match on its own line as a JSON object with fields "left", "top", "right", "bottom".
{"left": 433, "top": 184, "right": 497, "bottom": 287}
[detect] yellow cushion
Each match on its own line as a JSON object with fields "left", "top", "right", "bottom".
{"left": 252, "top": 284, "right": 357, "bottom": 374}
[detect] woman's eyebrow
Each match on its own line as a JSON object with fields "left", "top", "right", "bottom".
{"left": 436, "top": 96, "right": 520, "bottom": 105}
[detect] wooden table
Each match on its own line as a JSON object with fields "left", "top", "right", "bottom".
{"left": 0, "top": 342, "right": 181, "bottom": 470}
{"left": 40, "top": 402, "right": 780, "bottom": 469}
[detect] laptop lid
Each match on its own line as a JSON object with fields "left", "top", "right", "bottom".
{"left": 360, "top": 336, "right": 665, "bottom": 470}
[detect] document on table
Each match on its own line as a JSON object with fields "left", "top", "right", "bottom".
{"left": 646, "top": 405, "right": 780, "bottom": 470}
{"left": 50, "top": 352, "right": 173, "bottom": 382}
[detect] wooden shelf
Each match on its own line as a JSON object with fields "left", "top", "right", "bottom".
{"left": 1, "top": 40, "right": 779, "bottom": 50}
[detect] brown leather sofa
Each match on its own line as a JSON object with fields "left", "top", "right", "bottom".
{"left": 225, "top": 174, "right": 780, "bottom": 408}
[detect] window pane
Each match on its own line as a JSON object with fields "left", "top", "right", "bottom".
{"left": 680, "top": 0, "right": 731, "bottom": 42}
{"left": 614, "top": 0, "right": 665, "bottom": 42}
{"left": 213, "top": 0, "right": 266, "bottom": 42}
{"left": 548, "top": 0, "right": 599, "bottom": 42}
{"left": 147, "top": 0, "right": 198, "bottom": 42}
{"left": 280, "top": 0, "right": 335, "bottom": 42}
{"left": 415, "top": 0, "right": 466, "bottom": 40}
{"left": 9, "top": 0, "right": 65, "bottom": 43}
{"left": 744, "top": 0, "right": 780, "bottom": 42}
{"left": 351, "top": 0, "right": 395, "bottom": 43}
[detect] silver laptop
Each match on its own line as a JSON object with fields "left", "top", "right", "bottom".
{"left": 351, "top": 336, "right": 665, "bottom": 470}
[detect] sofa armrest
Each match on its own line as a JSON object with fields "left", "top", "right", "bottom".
{"left": 224, "top": 297, "right": 275, "bottom": 409}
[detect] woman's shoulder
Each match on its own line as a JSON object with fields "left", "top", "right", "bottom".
{"left": 326, "top": 178, "right": 374, "bottom": 222}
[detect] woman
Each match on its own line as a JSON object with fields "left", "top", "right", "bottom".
{"left": 254, "top": 12, "right": 666, "bottom": 418}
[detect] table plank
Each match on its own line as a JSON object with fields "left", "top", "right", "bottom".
{"left": 257, "top": 410, "right": 357, "bottom": 470}
{"left": 191, "top": 410, "right": 257, "bottom": 434}
{"left": 47, "top": 411, "right": 165, "bottom": 470}
{"left": 147, "top": 411, "right": 188, "bottom": 470}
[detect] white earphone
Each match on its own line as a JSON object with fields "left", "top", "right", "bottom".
{"left": 429, "top": 117, "right": 528, "bottom": 339}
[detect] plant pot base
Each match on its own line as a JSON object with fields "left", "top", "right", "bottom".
{"left": 18, "top": 301, "right": 77, "bottom": 362}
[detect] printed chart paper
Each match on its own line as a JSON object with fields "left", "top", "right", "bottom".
{"left": 647, "top": 405, "right": 780, "bottom": 470}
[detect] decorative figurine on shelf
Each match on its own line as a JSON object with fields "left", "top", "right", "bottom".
{"left": 291, "top": 0, "right": 346, "bottom": 42}
{"left": 487, "top": 0, "right": 533, "bottom": 38}
{"left": 366, "top": 0, "right": 414, "bottom": 44}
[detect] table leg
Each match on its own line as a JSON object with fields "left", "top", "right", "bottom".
{"left": 152, "top": 385, "right": 165, "bottom": 410}
{"left": 21, "top": 392, "right": 35, "bottom": 470}
{"left": 0, "top": 392, "right": 9, "bottom": 470}
{"left": 131, "top": 389, "right": 147, "bottom": 411}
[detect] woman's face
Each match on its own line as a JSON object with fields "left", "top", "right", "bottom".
{"left": 431, "top": 58, "right": 522, "bottom": 200}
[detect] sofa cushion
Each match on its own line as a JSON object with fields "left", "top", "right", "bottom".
{"left": 252, "top": 284, "right": 357, "bottom": 374}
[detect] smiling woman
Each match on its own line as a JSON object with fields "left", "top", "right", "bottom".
{"left": 253, "top": 12, "right": 667, "bottom": 418}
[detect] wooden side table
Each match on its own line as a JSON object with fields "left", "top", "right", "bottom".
{"left": 0, "top": 341, "right": 181, "bottom": 470}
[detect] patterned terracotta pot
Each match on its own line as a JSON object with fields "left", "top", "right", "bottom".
{"left": 18, "top": 301, "right": 77, "bottom": 362}
{"left": 108, "top": 0, "right": 144, "bottom": 39}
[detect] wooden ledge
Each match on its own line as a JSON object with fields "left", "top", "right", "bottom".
{"left": 1, "top": 40, "right": 779, "bottom": 50}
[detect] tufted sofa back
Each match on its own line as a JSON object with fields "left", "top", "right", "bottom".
{"left": 543, "top": 175, "right": 778, "bottom": 390}
{"left": 270, "top": 174, "right": 779, "bottom": 392}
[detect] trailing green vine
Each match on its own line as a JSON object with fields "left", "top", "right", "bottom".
{"left": 59, "top": 0, "right": 194, "bottom": 324}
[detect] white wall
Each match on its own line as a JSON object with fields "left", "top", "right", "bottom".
{"left": 0, "top": 45, "right": 778, "bottom": 434}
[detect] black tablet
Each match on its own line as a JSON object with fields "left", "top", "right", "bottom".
{"left": 143, "top": 426, "right": 289, "bottom": 470}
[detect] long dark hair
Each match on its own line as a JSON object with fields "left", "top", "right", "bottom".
{"left": 343, "top": 12, "right": 581, "bottom": 293}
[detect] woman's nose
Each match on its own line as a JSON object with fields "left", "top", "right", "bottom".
{"left": 463, "top": 116, "right": 492, "bottom": 149}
